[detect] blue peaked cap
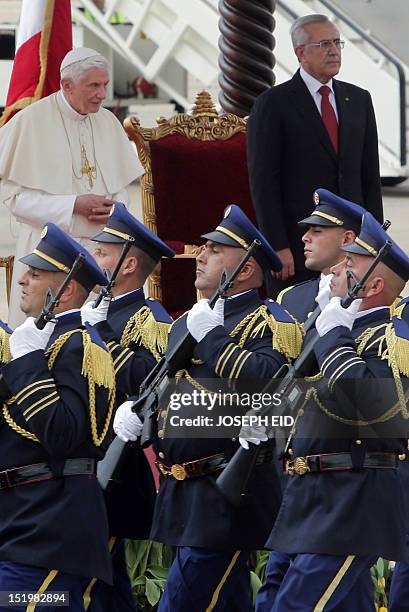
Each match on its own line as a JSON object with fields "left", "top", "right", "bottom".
{"left": 342, "top": 212, "right": 409, "bottom": 281}
{"left": 201, "top": 204, "right": 282, "bottom": 272}
{"left": 20, "top": 223, "right": 108, "bottom": 292}
{"left": 299, "top": 189, "right": 365, "bottom": 235}
{"left": 92, "top": 202, "right": 175, "bottom": 262}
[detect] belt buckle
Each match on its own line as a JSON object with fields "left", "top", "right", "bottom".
{"left": 286, "top": 457, "right": 311, "bottom": 476}
{"left": 171, "top": 464, "right": 187, "bottom": 481}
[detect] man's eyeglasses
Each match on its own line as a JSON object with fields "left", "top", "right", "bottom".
{"left": 302, "top": 39, "right": 345, "bottom": 50}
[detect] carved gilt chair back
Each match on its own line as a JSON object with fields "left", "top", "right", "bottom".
{"left": 124, "top": 91, "right": 256, "bottom": 316}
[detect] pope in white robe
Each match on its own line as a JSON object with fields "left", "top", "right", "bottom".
{"left": 0, "top": 47, "right": 143, "bottom": 327}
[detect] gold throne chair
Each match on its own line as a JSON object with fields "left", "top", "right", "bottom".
{"left": 124, "top": 91, "right": 256, "bottom": 318}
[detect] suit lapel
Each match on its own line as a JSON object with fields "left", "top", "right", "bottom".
{"left": 333, "top": 79, "right": 353, "bottom": 161}
{"left": 290, "top": 71, "right": 338, "bottom": 163}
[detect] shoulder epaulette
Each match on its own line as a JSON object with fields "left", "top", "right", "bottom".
{"left": 391, "top": 295, "right": 409, "bottom": 320}
{"left": 0, "top": 320, "right": 12, "bottom": 363}
{"left": 145, "top": 297, "right": 173, "bottom": 324}
{"left": 120, "top": 302, "right": 171, "bottom": 361}
{"left": 46, "top": 324, "right": 115, "bottom": 446}
{"left": 276, "top": 284, "right": 295, "bottom": 305}
{"left": 239, "top": 300, "right": 304, "bottom": 360}
{"left": 384, "top": 316, "right": 409, "bottom": 378}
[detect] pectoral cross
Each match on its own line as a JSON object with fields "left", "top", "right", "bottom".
{"left": 81, "top": 145, "right": 96, "bottom": 190}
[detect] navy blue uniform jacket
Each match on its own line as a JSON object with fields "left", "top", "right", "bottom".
{"left": 151, "top": 290, "right": 291, "bottom": 550}
{"left": 0, "top": 312, "right": 114, "bottom": 583}
{"left": 267, "top": 309, "right": 409, "bottom": 561}
{"left": 96, "top": 289, "right": 170, "bottom": 540}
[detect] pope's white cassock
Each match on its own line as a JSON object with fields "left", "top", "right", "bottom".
{"left": 0, "top": 89, "right": 143, "bottom": 328}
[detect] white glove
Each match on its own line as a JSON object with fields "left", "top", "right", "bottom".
{"left": 113, "top": 400, "right": 143, "bottom": 442}
{"left": 80, "top": 297, "right": 110, "bottom": 326}
{"left": 186, "top": 297, "right": 225, "bottom": 342}
{"left": 315, "top": 274, "right": 333, "bottom": 311}
{"left": 239, "top": 423, "right": 268, "bottom": 450}
{"left": 316, "top": 297, "right": 362, "bottom": 337}
{"left": 9, "top": 317, "right": 56, "bottom": 360}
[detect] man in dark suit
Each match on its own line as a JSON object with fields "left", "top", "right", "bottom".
{"left": 247, "top": 13, "right": 383, "bottom": 294}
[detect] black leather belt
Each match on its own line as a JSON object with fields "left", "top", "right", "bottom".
{"left": 0, "top": 458, "right": 96, "bottom": 490}
{"left": 157, "top": 448, "right": 273, "bottom": 481}
{"left": 285, "top": 451, "right": 404, "bottom": 476}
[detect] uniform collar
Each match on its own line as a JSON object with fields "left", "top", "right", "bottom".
{"left": 48, "top": 310, "right": 82, "bottom": 346}
{"left": 224, "top": 288, "right": 260, "bottom": 316}
{"left": 354, "top": 306, "right": 390, "bottom": 326}
{"left": 108, "top": 287, "right": 145, "bottom": 313}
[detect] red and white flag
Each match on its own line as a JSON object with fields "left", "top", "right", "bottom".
{"left": 0, "top": 0, "right": 72, "bottom": 127}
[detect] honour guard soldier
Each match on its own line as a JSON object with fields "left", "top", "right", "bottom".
{"left": 277, "top": 189, "right": 364, "bottom": 323}
{"left": 262, "top": 212, "right": 409, "bottom": 611}
{"left": 80, "top": 202, "right": 175, "bottom": 611}
{"left": 114, "top": 205, "right": 304, "bottom": 611}
{"left": 258, "top": 190, "right": 372, "bottom": 611}
{"left": 0, "top": 224, "right": 115, "bottom": 610}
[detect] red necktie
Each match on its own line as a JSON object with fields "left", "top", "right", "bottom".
{"left": 319, "top": 85, "right": 338, "bottom": 154}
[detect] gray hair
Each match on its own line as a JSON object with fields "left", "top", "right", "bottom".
{"left": 60, "top": 55, "right": 109, "bottom": 82}
{"left": 290, "top": 14, "right": 333, "bottom": 48}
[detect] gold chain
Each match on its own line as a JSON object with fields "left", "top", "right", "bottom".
{"left": 55, "top": 95, "right": 98, "bottom": 186}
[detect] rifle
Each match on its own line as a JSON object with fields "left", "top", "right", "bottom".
{"left": 215, "top": 240, "right": 393, "bottom": 506}
{"left": 93, "top": 237, "right": 135, "bottom": 308}
{"left": 35, "top": 253, "right": 86, "bottom": 330}
{"left": 0, "top": 253, "right": 86, "bottom": 400}
{"left": 97, "top": 239, "right": 261, "bottom": 490}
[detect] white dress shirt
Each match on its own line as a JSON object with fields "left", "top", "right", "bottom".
{"left": 300, "top": 66, "right": 339, "bottom": 122}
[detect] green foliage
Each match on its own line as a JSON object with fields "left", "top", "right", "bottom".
{"left": 249, "top": 550, "right": 270, "bottom": 606}
{"left": 125, "top": 540, "right": 173, "bottom": 611}
{"left": 371, "top": 557, "right": 394, "bottom": 610}
{"left": 125, "top": 542, "right": 394, "bottom": 611}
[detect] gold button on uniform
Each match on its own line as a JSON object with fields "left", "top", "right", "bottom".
{"left": 158, "top": 451, "right": 165, "bottom": 459}
{"left": 158, "top": 429, "right": 164, "bottom": 439}
{"left": 355, "top": 440, "right": 362, "bottom": 445}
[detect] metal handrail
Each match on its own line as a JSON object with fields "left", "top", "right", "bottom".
{"left": 276, "top": 0, "right": 407, "bottom": 167}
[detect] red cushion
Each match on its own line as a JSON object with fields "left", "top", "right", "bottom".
{"left": 150, "top": 131, "right": 255, "bottom": 313}
{"left": 150, "top": 132, "right": 255, "bottom": 245}
{"left": 160, "top": 257, "right": 197, "bottom": 315}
